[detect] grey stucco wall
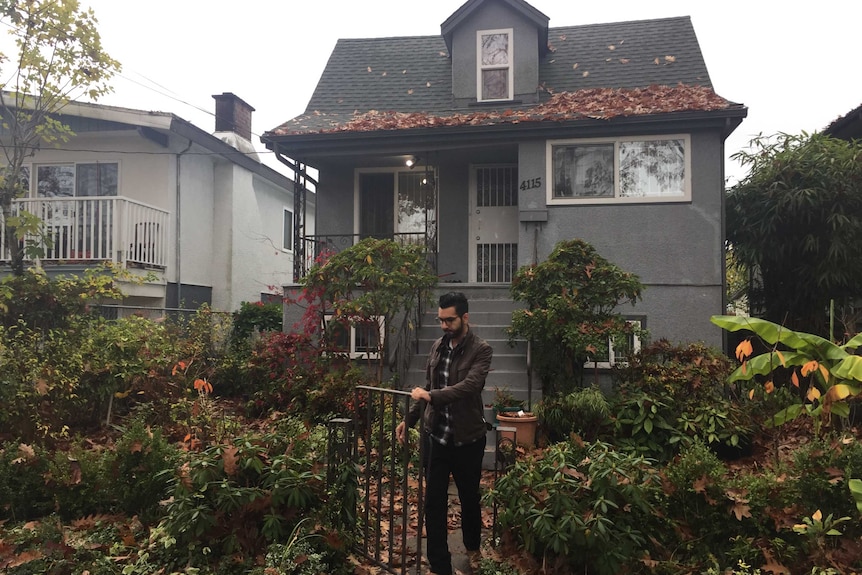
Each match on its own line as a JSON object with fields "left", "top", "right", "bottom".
{"left": 517, "top": 130, "right": 726, "bottom": 348}
{"left": 450, "top": 3, "right": 540, "bottom": 101}
{"left": 308, "top": 128, "right": 726, "bottom": 348}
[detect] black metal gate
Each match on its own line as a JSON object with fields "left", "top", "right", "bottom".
{"left": 327, "top": 385, "right": 517, "bottom": 575}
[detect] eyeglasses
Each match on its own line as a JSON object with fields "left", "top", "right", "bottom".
{"left": 436, "top": 315, "right": 460, "bottom": 325}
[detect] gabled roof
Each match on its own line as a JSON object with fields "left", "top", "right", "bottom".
{"left": 823, "top": 102, "right": 862, "bottom": 141}
{"left": 5, "top": 96, "right": 293, "bottom": 189}
{"left": 441, "top": 0, "right": 550, "bottom": 55}
{"left": 266, "top": 16, "right": 742, "bottom": 140}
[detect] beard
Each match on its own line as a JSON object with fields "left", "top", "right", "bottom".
{"left": 444, "top": 321, "right": 466, "bottom": 340}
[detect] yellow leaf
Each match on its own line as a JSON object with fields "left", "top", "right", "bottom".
{"left": 748, "top": 388, "right": 755, "bottom": 400}
{"left": 801, "top": 360, "right": 819, "bottom": 377}
{"left": 812, "top": 509, "right": 822, "bottom": 521}
{"left": 366, "top": 255, "right": 373, "bottom": 264}
{"left": 791, "top": 371, "right": 800, "bottom": 388}
{"left": 807, "top": 387, "right": 821, "bottom": 402}
{"left": 776, "top": 350, "right": 786, "bottom": 366}
{"left": 735, "top": 339, "right": 753, "bottom": 362}
{"left": 825, "top": 384, "right": 852, "bottom": 402}
{"left": 764, "top": 381, "right": 775, "bottom": 394}
{"left": 819, "top": 364, "right": 829, "bottom": 383}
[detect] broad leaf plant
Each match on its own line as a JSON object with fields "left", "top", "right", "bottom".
{"left": 711, "top": 315, "right": 862, "bottom": 431}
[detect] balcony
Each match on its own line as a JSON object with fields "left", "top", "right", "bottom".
{"left": 0, "top": 196, "right": 170, "bottom": 270}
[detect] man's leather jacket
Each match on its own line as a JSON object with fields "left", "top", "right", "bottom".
{"left": 405, "top": 328, "right": 493, "bottom": 445}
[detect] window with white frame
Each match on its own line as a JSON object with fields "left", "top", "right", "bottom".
{"left": 34, "top": 163, "right": 118, "bottom": 197}
{"left": 282, "top": 208, "right": 294, "bottom": 252}
{"left": 548, "top": 136, "right": 690, "bottom": 204}
{"left": 585, "top": 320, "right": 643, "bottom": 369}
{"left": 477, "top": 28, "right": 513, "bottom": 102}
{"left": 323, "top": 315, "right": 385, "bottom": 359}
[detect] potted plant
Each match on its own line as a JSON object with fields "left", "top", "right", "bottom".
{"left": 495, "top": 408, "right": 538, "bottom": 449}
{"left": 491, "top": 387, "right": 524, "bottom": 423}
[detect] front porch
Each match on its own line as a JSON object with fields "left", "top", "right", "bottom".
{"left": 0, "top": 196, "right": 170, "bottom": 270}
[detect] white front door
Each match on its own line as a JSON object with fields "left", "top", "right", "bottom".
{"left": 468, "top": 165, "right": 519, "bottom": 283}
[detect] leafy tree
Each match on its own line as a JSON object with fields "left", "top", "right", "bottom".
{"left": 727, "top": 132, "right": 862, "bottom": 337}
{"left": 0, "top": 0, "right": 119, "bottom": 274}
{"left": 509, "top": 238, "right": 644, "bottom": 395}
{"left": 300, "top": 237, "right": 437, "bottom": 382}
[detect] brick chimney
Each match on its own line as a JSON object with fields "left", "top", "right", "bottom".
{"left": 212, "top": 92, "right": 255, "bottom": 141}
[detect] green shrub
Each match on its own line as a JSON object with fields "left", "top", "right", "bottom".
{"left": 231, "top": 300, "right": 283, "bottom": 349}
{"left": 476, "top": 557, "right": 520, "bottom": 575}
{"left": 790, "top": 435, "right": 862, "bottom": 530}
{"left": 44, "top": 439, "right": 106, "bottom": 520}
{"left": 661, "top": 439, "right": 741, "bottom": 565}
{"left": 102, "top": 417, "right": 180, "bottom": 522}
{"left": 488, "top": 440, "right": 662, "bottom": 575}
{"left": 0, "top": 442, "right": 53, "bottom": 520}
{"left": 610, "top": 340, "right": 751, "bottom": 461}
{"left": 157, "top": 424, "right": 327, "bottom": 565}
{"left": 508, "top": 238, "right": 645, "bottom": 395}
{"left": 536, "top": 385, "right": 611, "bottom": 442}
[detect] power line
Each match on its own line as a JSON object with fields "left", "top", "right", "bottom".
{"left": 0, "top": 14, "right": 284, "bottom": 146}
{"left": 6, "top": 143, "right": 278, "bottom": 158}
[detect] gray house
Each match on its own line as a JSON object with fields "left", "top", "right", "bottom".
{"left": 262, "top": 0, "right": 746, "bottom": 398}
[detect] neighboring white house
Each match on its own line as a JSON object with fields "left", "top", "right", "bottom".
{"left": 0, "top": 92, "right": 314, "bottom": 313}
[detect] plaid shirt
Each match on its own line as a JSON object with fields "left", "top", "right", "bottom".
{"left": 430, "top": 339, "right": 455, "bottom": 445}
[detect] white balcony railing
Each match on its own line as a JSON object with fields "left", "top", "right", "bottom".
{"left": 0, "top": 196, "right": 170, "bottom": 269}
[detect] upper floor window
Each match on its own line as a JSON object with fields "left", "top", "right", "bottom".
{"left": 34, "top": 163, "right": 118, "bottom": 197}
{"left": 477, "top": 28, "right": 513, "bottom": 102}
{"left": 547, "top": 136, "right": 690, "bottom": 204}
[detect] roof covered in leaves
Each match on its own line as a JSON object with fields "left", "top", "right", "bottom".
{"left": 265, "top": 16, "right": 743, "bottom": 139}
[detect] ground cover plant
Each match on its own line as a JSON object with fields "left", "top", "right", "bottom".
{"left": 1, "top": 240, "right": 861, "bottom": 574}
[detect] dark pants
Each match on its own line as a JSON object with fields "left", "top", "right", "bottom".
{"left": 424, "top": 435, "right": 485, "bottom": 575}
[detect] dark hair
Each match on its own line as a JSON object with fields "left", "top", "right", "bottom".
{"left": 439, "top": 292, "right": 468, "bottom": 316}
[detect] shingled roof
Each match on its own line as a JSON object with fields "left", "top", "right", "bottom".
{"left": 824, "top": 102, "right": 862, "bottom": 141}
{"left": 266, "top": 16, "right": 741, "bottom": 138}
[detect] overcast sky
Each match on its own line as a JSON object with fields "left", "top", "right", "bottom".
{"left": 72, "top": 1, "right": 862, "bottom": 185}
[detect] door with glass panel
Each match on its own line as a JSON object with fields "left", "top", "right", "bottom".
{"left": 35, "top": 163, "right": 117, "bottom": 260}
{"left": 357, "top": 170, "right": 437, "bottom": 256}
{"left": 469, "top": 165, "right": 518, "bottom": 283}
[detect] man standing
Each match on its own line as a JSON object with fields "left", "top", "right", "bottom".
{"left": 397, "top": 292, "right": 493, "bottom": 575}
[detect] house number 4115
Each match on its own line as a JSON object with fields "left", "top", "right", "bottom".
{"left": 519, "top": 177, "right": 542, "bottom": 191}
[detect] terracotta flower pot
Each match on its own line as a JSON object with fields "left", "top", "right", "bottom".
{"left": 495, "top": 411, "right": 538, "bottom": 448}
{"left": 492, "top": 405, "right": 523, "bottom": 425}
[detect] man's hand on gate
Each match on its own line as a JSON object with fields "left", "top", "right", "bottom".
{"left": 410, "top": 387, "right": 430, "bottom": 402}
{"left": 396, "top": 421, "right": 407, "bottom": 445}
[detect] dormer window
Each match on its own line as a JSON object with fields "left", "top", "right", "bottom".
{"left": 477, "top": 28, "right": 513, "bottom": 101}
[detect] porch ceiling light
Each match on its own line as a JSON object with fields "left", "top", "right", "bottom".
{"left": 405, "top": 156, "right": 419, "bottom": 169}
